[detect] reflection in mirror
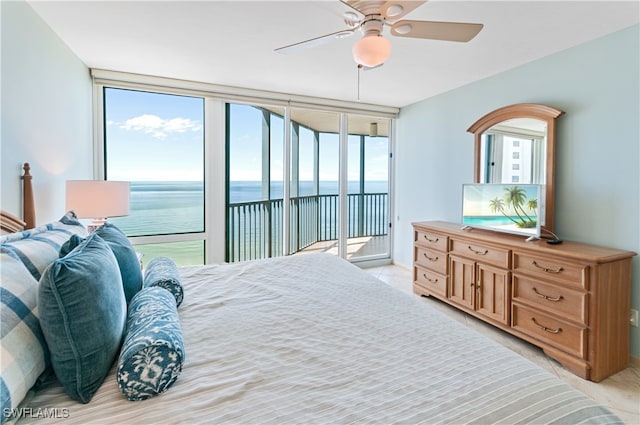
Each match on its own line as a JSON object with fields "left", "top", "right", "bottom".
{"left": 480, "top": 118, "right": 547, "bottom": 184}
{"left": 468, "top": 104, "right": 564, "bottom": 233}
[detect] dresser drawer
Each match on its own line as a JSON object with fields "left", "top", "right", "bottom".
{"left": 513, "top": 252, "right": 587, "bottom": 289}
{"left": 512, "top": 276, "right": 587, "bottom": 325}
{"left": 414, "top": 246, "right": 447, "bottom": 275}
{"left": 512, "top": 304, "right": 586, "bottom": 359}
{"left": 414, "top": 229, "right": 448, "bottom": 252}
{"left": 414, "top": 265, "right": 447, "bottom": 298}
{"left": 450, "top": 238, "right": 510, "bottom": 268}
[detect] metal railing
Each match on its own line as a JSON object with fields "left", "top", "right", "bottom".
{"left": 226, "top": 193, "right": 388, "bottom": 262}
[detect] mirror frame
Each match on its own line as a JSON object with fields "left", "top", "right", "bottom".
{"left": 467, "top": 103, "right": 564, "bottom": 233}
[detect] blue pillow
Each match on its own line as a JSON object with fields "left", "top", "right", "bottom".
{"left": 143, "top": 257, "right": 184, "bottom": 307}
{"left": 58, "top": 234, "right": 83, "bottom": 257}
{"left": 58, "top": 223, "right": 142, "bottom": 304}
{"left": 117, "top": 287, "right": 185, "bottom": 401}
{"left": 95, "top": 223, "right": 143, "bottom": 304}
{"left": 38, "top": 233, "right": 127, "bottom": 403}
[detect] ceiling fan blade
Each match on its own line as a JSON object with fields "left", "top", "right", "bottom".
{"left": 391, "top": 20, "right": 483, "bottom": 42}
{"left": 275, "top": 28, "right": 356, "bottom": 54}
{"left": 380, "top": 1, "right": 427, "bottom": 22}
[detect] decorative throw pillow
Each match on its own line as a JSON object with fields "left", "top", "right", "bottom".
{"left": 38, "top": 233, "right": 127, "bottom": 403}
{"left": 58, "top": 223, "right": 142, "bottom": 304}
{"left": 143, "top": 257, "right": 184, "bottom": 307}
{"left": 58, "top": 234, "right": 83, "bottom": 257}
{"left": 94, "top": 223, "right": 142, "bottom": 304}
{"left": 117, "top": 287, "right": 185, "bottom": 401}
{"left": 0, "top": 211, "right": 87, "bottom": 281}
{"left": 0, "top": 254, "right": 49, "bottom": 423}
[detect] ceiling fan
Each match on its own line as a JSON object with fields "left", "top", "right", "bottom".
{"left": 275, "top": 1, "right": 483, "bottom": 68}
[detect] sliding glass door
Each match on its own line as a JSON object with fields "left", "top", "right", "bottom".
{"left": 289, "top": 109, "right": 341, "bottom": 255}
{"left": 347, "top": 115, "right": 390, "bottom": 260}
{"left": 226, "top": 103, "right": 391, "bottom": 263}
{"left": 226, "top": 103, "right": 285, "bottom": 262}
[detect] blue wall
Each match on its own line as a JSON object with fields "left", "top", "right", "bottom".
{"left": 1, "top": 1, "right": 92, "bottom": 223}
{"left": 394, "top": 24, "right": 640, "bottom": 357}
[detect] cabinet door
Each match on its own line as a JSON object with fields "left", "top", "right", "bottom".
{"left": 449, "top": 255, "right": 475, "bottom": 310}
{"left": 476, "top": 263, "right": 510, "bottom": 325}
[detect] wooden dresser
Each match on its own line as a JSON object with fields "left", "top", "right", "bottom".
{"left": 412, "top": 221, "right": 636, "bottom": 382}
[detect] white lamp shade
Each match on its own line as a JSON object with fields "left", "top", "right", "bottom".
{"left": 352, "top": 34, "right": 391, "bottom": 68}
{"left": 66, "top": 180, "right": 130, "bottom": 219}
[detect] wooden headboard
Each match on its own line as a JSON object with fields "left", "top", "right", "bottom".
{"left": 0, "top": 163, "right": 35, "bottom": 233}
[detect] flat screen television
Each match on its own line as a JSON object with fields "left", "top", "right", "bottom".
{"left": 461, "top": 183, "right": 542, "bottom": 239}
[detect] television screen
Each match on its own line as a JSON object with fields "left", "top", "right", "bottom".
{"left": 461, "top": 183, "right": 542, "bottom": 238}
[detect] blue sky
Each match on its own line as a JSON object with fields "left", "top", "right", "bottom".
{"left": 105, "top": 88, "right": 388, "bottom": 183}
{"left": 105, "top": 88, "right": 204, "bottom": 181}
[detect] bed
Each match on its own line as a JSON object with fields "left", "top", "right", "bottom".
{"left": 1, "top": 167, "right": 623, "bottom": 424}
{"left": 0, "top": 164, "right": 35, "bottom": 234}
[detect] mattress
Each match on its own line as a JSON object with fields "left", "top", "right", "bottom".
{"left": 18, "top": 253, "right": 621, "bottom": 424}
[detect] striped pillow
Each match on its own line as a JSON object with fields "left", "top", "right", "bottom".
{"left": 0, "top": 253, "right": 48, "bottom": 423}
{"left": 0, "top": 212, "right": 87, "bottom": 281}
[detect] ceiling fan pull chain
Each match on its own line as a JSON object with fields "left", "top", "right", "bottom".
{"left": 357, "top": 64, "right": 361, "bottom": 101}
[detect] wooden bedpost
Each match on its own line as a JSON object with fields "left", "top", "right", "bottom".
{"left": 22, "top": 162, "right": 36, "bottom": 229}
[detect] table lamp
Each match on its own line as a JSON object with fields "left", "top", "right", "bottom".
{"left": 66, "top": 180, "right": 130, "bottom": 232}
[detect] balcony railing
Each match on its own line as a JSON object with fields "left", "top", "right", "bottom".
{"left": 226, "top": 193, "right": 388, "bottom": 262}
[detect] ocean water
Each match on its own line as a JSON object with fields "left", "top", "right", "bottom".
{"left": 111, "top": 182, "right": 205, "bottom": 237}
{"left": 463, "top": 215, "right": 524, "bottom": 226}
{"left": 232, "top": 180, "right": 388, "bottom": 203}
{"left": 110, "top": 180, "right": 388, "bottom": 237}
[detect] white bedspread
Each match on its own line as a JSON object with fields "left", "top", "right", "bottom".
{"left": 19, "top": 253, "right": 621, "bottom": 424}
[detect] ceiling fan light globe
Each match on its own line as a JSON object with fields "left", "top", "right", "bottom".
{"left": 352, "top": 35, "right": 391, "bottom": 68}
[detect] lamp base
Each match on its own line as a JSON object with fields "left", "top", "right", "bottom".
{"left": 87, "top": 218, "right": 107, "bottom": 233}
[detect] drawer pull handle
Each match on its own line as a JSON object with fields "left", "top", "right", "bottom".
{"left": 468, "top": 246, "right": 488, "bottom": 255}
{"left": 531, "top": 260, "right": 564, "bottom": 274}
{"left": 423, "top": 273, "right": 438, "bottom": 284}
{"left": 532, "top": 287, "right": 563, "bottom": 302}
{"left": 424, "top": 235, "right": 439, "bottom": 243}
{"left": 531, "top": 317, "right": 562, "bottom": 334}
{"left": 423, "top": 252, "right": 438, "bottom": 262}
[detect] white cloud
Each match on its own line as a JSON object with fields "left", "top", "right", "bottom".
{"left": 120, "top": 114, "right": 202, "bottom": 139}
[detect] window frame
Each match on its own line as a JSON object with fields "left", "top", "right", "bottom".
{"left": 92, "top": 70, "right": 397, "bottom": 265}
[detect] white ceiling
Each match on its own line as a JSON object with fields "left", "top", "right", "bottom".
{"left": 27, "top": 1, "right": 639, "bottom": 108}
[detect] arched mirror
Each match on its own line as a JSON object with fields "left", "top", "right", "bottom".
{"left": 468, "top": 104, "right": 564, "bottom": 233}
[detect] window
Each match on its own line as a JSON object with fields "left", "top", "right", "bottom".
{"left": 103, "top": 88, "right": 205, "bottom": 265}
{"left": 347, "top": 116, "right": 390, "bottom": 260}
{"left": 297, "top": 126, "right": 316, "bottom": 196}
{"left": 226, "top": 105, "right": 390, "bottom": 262}
{"left": 512, "top": 152, "right": 520, "bottom": 159}
{"left": 96, "top": 72, "right": 395, "bottom": 266}
{"left": 226, "top": 103, "right": 285, "bottom": 261}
